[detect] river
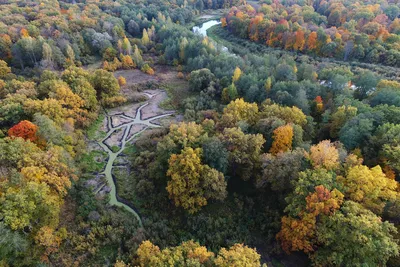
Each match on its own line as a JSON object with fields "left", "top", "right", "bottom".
{"left": 192, "top": 20, "right": 221, "bottom": 36}
{"left": 193, "top": 20, "right": 229, "bottom": 52}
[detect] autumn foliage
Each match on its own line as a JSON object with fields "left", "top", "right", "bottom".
{"left": 270, "top": 124, "right": 293, "bottom": 154}
{"left": 8, "top": 120, "right": 38, "bottom": 142}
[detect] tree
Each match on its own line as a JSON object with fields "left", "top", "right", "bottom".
{"left": 313, "top": 201, "right": 399, "bottom": 266}
{"left": 202, "top": 137, "right": 229, "bottom": 174}
{"left": 293, "top": 29, "right": 305, "bottom": 51}
{"left": 166, "top": 147, "right": 227, "bottom": 213}
{"left": 220, "top": 127, "right": 265, "bottom": 180}
{"left": 220, "top": 98, "right": 259, "bottom": 127}
{"left": 0, "top": 223, "right": 28, "bottom": 265}
{"left": 330, "top": 105, "right": 357, "bottom": 138}
{"left": 215, "top": 244, "right": 261, "bottom": 267}
{"left": 179, "top": 37, "right": 188, "bottom": 62}
{"left": 122, "top": 37, "right": 132, "bottom": 55}
{"left": 136, "top": 240, "right": 215, "bottom": 266}
{"left": 277, "top": 213, "right": 316, "bottom": 254}
{"left": 118, "top": 76, "right": 126, "bottom": 86}
{"left": 189, "top": 68, "right": 215, "bottom": 92}
{"left": 353, "top": 70, "right": 380, "bottom": 99}
{"left": 275, "top": 64, "right": 296, "bottom": 81}
{"left": 91, "top": 69, "right": 120, "bottom": 99}
{"left": 35, "top": 226, "right": 65, "bottom": 262}
{"left": 306, "top": 140, "right": 340, "bottom": 170}
{"left": 0, "top": 182, "right": 60, "bottom": 230}
{"left": 277, "top": 185, "right": 343, "bottom": 254}
{"left": 260, "top": 101, "right": 307, "bottom": 126}
{"left": 258, "top": 149, "right": 305, "bottom": 192}
{"left": 132, "top": 45, "right": 143, "bottom": 67}
{"left": 127, "top": 20, "right": 140, "bottom": 36}
{"left": 339, "top": 114, "right": 375, "bottom": 150}
{"left": 225, "top": 83, "right": 238, "bottom": 102}
{"left": 142, "top": 29, "right": 150, "bottom": 46}
{"left": 121, "top": 55, "right": 136, "bottom": 69}
{"left": 8, "top": 120, "right": 38, "bottom": 142}
{"left": 270, "top": 124, "right": 293, "bottom": 155}
{"left": 141, "top": 64, "right": 154, "bottom": 75}
{"left": 0, "top": 60, "right": 11, "bottom": 79}
{"left": 232, "top": 67, "right": 242, "bottom": 83}
{"left": 307, "top": 31, "right": 317, "bottom": 51}
{"left": 338, "top": 165, "right": 398, "bottom": 214}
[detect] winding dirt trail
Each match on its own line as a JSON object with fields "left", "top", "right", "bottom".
{"left": 97, "top": 92, "right": 173, "bottom": 227}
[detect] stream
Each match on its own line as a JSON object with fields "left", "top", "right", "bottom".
{"left": 98, "top": 92, "right": 173, "bottom": 228}
{"left": 193, "top": 20, "right": 229, "bottom": 52}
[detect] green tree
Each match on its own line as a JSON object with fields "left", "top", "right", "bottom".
{"left": 91, "top": 69, "right": 120, "bottom": 99}
{"left": 313, "top": 201, "right": 399, "bottom": 266}
{"left": 220, "top": 127, "right": 265, "bottom": 180}
{"left": 189, "top": 68, "right": 215, "bottom": 92}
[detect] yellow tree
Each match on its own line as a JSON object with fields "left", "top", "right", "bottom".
{"left": 35, "top": 226, "right": 66, "bottom": 262}
{"left": 338, "top": 165, "right": 398, "bottom": 214}
{"left": 232, "top": 67, "right": 242, "bottom": 83}
{"left": 118, "top": 76, "right": 126, "bottom": 86}
{"left": 307, "top": 140, "right": 340, "bottom": 170}
{"left": 121, "top": 54, "right": 136, "bottom": 69}
{"left": 166, "top": 147, "right": 226, "bottom": 213}
{"left": 215, "top": 244, "right": 261, "bottom": 267}
{"left": 136, "top": 240, "right": 214, "bottom": 266}
{"left": 220, "top": 98, "right": 259, "bottom": 127}
{"left": 0, "top": 60, "right": 11, "bottom": 79}
{"left": 270, "top": 124, "right": 293, "bottom": 155}
{"left": 142, "top": 29, "right": 150, "bottom": 46}
{"left": 264, "top": 77, "right": 272, "bottom": 93}
{"left": 261, "top": 101, "right": 307, "bottom": 126}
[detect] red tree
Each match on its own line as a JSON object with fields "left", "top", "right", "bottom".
{"left": 8, "top": 120, "right": 38, "bottom": 142}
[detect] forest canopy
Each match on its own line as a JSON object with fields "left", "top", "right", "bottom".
{"left": 0, "top": 0, "right": 400, "bottom": 266}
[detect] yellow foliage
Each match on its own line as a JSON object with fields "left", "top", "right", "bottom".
{"left": 338, "top": 165, "right": 398, "bottom": 213}
{"left": 221, "top": 98, "right": 259, "bottom": 127}
{"left": 118, "top": 76, "right": 126, "bottom": 86}
{"left": 232, "top": 67, "right": 242, "bottom": 82}
{"left": 307, "top": 140, "right": 340, "bottom": 170}
{"left": 270, "top": 124, "right": 293, "bottom": 155}
{"left": 261, "top": 100, "right": 307, "bottom": 126}
{"left": 215, "top": 243, "right": 261, "bottom": 267}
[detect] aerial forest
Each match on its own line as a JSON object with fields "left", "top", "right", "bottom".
{"left": 0, "top": 0, "right": 400, "bottom": 266}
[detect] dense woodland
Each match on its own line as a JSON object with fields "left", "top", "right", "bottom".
{"left": 0, "top": 0, "right": 400, "bottom": 266}
{"left": 223, "top": 0, "right": 400, "bottom": 66}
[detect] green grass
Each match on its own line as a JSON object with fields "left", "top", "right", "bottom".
{"left": 111, "top": 145, "right": 120, "bottom": 153}
{"left": 80, "top": 150, "right": 107, "bottom": 173}
{"left": 123, "top": 143, "right": 137, "bottom": 156}
{"left": 86, "top": 113, "right": 106, "bottom": 141}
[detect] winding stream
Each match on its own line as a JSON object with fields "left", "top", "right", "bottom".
{"left": 98, "top": 92, "right": 173, "bottom": 228}
{"left": 193, "top": 20, "right": 229, "bottom": 52}
{"left": 193, "top": 20, "right": 221, "bottom": 37}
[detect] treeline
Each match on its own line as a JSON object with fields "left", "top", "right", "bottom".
{"left": 222, "top": 0, "right": 400, "bottom": 66}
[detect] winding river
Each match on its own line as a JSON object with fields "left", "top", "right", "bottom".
{"left": 193, "top": 20, "right": 221, "bottom": 36}
{"left": 98, "top": 93, "right": 173, "bottom": 228}
{"left": 193, "top": 20, "right": 229, "bottom": 52}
